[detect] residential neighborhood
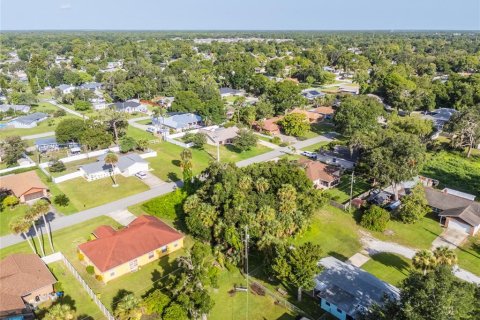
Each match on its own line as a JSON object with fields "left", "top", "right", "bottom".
{"left": 0, "top": 5, "right": 479, "bottom": 320}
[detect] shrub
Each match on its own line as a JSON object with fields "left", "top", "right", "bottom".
{"left": 120, "top": 136, "right": 138, "bottom": 153}
{"left": 360, "top": 205, "right": 390, "bottom": 232}
{"left": 54, "top": 281, "right": 63, "bottom": 292}
{"left": 49, "top": 159, "right": 66, "bottom": 173}
{"left": 95, "top": 274, "right": 103, "bottom": 281}
{"left": 77, "top": 252, "right": 84, "bottom": 261}
{"left": 86, "top": 265, "right": 95, "bottom": 275}
{"left": 271, "top": 136, "right": 282, "bottom": 145}
{"left": 2, "top": 195, "right": 19, "bottom": 209}
{"left": 74, "top": 99, "right": 92, "bottom": 111}
{"left": 279, "top": 142, "right": 288, "bottom": 147}
{"left": 53, "top": 109, "right": 67, "bottom": 117}
{"left": 54, "top": 194, "right": 70, "bottom": 207}
{"left": 142, "top": 189, "right": 188, "bottom": 220}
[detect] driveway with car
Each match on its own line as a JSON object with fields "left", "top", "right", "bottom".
{"left": 139, "top": 171, "right": 165, "bottom": 188}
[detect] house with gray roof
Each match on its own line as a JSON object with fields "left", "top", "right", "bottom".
{"left": 153, "top": 112, "right": 203, "bottom": 132}
{"left": 8, "top": 113, "right": 48, "bottom": 129}
{"left": 112, "top": 100, "right": 148, "bottom": 114}
{"left": 421, "top": 108, "right": 457, "bottom": 130}
{"left": 0, "top": 105, "right": 30, "bottom": 113}
{"left": 79, "top": 153, "right": 149, "bottom": 181}
{"left": 57, "top": 84, "right": 76, "bottom": 95}
{"left": 220, "top": 87, "right": 245, "bottom": 98}
{"left": 79, "top": 82, "right": 102, "bottom": 92}
{"left": 35, "top": 137, "right": 80, "bottom": 153}
{"left": 315, "top": 257, "right": 400, "bottom": 320}
{"left": 425, "top": 187, "right": 480, "bottom": 235}
{"left": 302, "top": 89, "right": 326, "bottom": 100}
{"left": 199, "top": 126, "right": 239, "bottom": 145}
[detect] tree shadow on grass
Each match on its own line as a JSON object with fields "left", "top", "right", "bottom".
{"left": 370, "top": 253, "right": 411, "bottom": 275}
{"left": 167, "top": 172, "right": 179, "bottom": 182}
{"left": 111, "top": 289, "right": 133, "bottom": 312}
{"left": 171, "top": 159, "right": 181, "bottom": 167}
{"left": 327, "top": 252, "right": 350, "bottom": 262}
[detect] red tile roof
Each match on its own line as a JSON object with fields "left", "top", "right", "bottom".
{"left": 78, "top": 215, "right": 184, "bottom": 272}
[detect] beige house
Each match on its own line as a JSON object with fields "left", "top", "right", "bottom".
{"left": 200, "top": 126, "right": 239, "bottom": 145}
{"left": 0, "top": 254, "right": 56, "bottom": 319}
{"left": 78, "top": 215, "right": 184, "bottom": 282}
{"left": 0, "top": 171, "right": 48, "bottom": 203}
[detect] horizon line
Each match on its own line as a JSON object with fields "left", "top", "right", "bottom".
{"left": 1, "top": 29, "right": 479, "bottom": 33}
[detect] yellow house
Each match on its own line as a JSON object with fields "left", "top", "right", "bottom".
{"left": 78, "top": 215, "right": 184, "bottom": 283}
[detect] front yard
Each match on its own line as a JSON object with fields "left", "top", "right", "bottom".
{"left": 0, "top": 204, "right": 30, "bottom": 236}
{"left": 361, "top": 253, "right": 412, "bottom": 286}
{"left": 455, "top": 236, "right": 480, "bottom": 276}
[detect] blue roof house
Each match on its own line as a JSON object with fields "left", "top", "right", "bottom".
{"left": 153, "top": 113, "right": 203, "bottom": 132}
{"left": 315, "top": 257, "right": 400, "bottom": 320}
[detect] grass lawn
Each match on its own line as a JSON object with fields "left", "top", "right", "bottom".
{"left": 37, "top": 169, "right": 78, "bottom": 215}
{"left": 32, "top": 102, "right": 60, "bottom": 113}
{"left": 136, "top": 119, "right": 152, "bottom": 125}
{"left": 301, "top": 141, "right": 330, "bottom": 152}
{"left": 203, "top": 143, "right": 272, "bottom": 163}
{"left": 0, "top": 204, "right": 30, "bottom": 236}
{"left": 126, "top": 126, "right": 156, "bottom": 141}
{"left": 455, "top": 236, "right": 480, "bottom": 276}
{"left": 292, "top": 206, "right": 362, "bottom": 261}
{"left": 323, "top": 175, "right": 371, "bottom": 204}
{"left": 361, "top": 253, "right": 412, "bottom": 286}
{"left": 421, "top": 151, "right": 480, "bottom": 197}
{"left": 0, "top": 216, "right": 120, "bottom": 259}
{"left": 36, "top": 261, "right": 106, "bottom": 320}
{"left": 302, "top": 121, "right": 336, "bottom": 139}
{"left": 56, "top": 176, "right": 149, "bottom": 211}
{"left": 0, "top": 116, "right": 75, "bottom": 139}
{"left": 370, "top": 212, "right": 443, "bottom": 250}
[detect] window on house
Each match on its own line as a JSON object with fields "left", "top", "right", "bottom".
{"left": 148, "top": 251, "right": 154, "bottom": 259}
{"left": 173, "top": 242, "right": 178, "bottom": 247}
{"left": 161, "top": 246, "right": 168, "bottom": 253}
{"left": 110, "top": 271, "right": 115, "bottom": 277}
{"left": 337, "top": 308, "right": 343, "bottom": 314}
{"left": 325, "top": 301, "right": 330, "bottom": 306}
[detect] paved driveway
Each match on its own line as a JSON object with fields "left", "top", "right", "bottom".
{"left": 141, "top": 172, "right": 165, "bottom": 188}
{"left": 431, "top": 228, "right": 468, "bottom": 249}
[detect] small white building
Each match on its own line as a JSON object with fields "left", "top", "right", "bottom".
{"left": 79, "top": 153, "right": 149, "bottom": 181}
{"left": 57, "top": 84, "right": 76, "bottom": 95}
{"left": 8, "top": 112, "right": 48, "bottom": 128}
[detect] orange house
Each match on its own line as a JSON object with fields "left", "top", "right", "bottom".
{"left": 0, "top": 171, "right": 49, "bottom": 203}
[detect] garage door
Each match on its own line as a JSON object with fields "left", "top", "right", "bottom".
{"left": 448, "top": 219, "right": 470, "bottom": 234}
{"left": 24, "top": 191, "right": 44, "bottom": 202}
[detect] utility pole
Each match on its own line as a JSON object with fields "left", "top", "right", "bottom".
{"left": 244, "top": 225, "right": 249, "bottom": 320}
{"left": 349, "top": 170, "right": 355, "bottom": 212}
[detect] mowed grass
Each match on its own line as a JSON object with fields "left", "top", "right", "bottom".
{"left": 126, "top": 126, "right": 157, "bottom": 141}
{"left": 0, "top": 116, "right": 75, "bottom": 139}
{"left": 301, "top": 141, "right": 330, "bottom": 152}
{"left": 361, "top": 253, "right": 412, "bottom": 286}
{"left": 455, "top": 236, "right": 480, "bottom": 276}
{"left": 37, "top": 261, "right": 106, "bottom": 320}
{"left": 0, "top": 216, "right": 120, "bottom": 259}
{"left": 203, "top": 143, "right": 272, "bottom": 163}
{"left": 0, "top": 204, "right": 30, "bottom": 236}
{"left": 36, "top": 169, "right": 78, "bottom": 215}
{"left": 421, "top": 151, "right": 480, "bottom": 197}
{"left": 292, "top": 206, "right": 362, "bottom": 261}
{"left": 323, "top": 175, "right": 371, "bottom": 203}
{"left": 55, "top": 176, "right": 149, "bottom": 211}
{"left": 369, "top": 212, "right": 443, "bottom": 250}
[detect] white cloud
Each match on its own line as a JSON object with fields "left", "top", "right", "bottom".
{"left": 60, "top": 3, "right": 72, "bottom": 10}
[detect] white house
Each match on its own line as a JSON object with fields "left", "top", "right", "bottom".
{"left": 112, "top": 100, "right": 148, "bottom": 114}
{"left": 79, "top": 153, "right": 149, "bottom": 181}
{"left": 57, "top": 84, "right": 76, "bottom": 95}
{"left": 8, "top": 112, "right": 48, "bottom": 129}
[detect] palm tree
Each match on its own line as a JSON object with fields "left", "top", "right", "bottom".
{"left": 412, "top": 249, "right": 436, "bottom": 275}
{"left": 25, "top": 209, "right": 46, "bottom": 257}
{"left": 43, "top": 304, "right": 75, "bottom": 320}
{"left": 10, "top": 217, "right": 37, "bottom": 254}
{"left": 433, "top": 246, "right": 458, "bottom": 267}
{"left": 33, "top": 199, "right": 54, "bottom": 253}
{"left": 114, "top": 293, "right": 142, "bottom": 320}
{"left": 104, "top": 152, "right": 119, "bottom": 187}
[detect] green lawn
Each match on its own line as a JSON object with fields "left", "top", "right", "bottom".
{"left": 292, "top": 206, "right": 362, "bottom": 261}
{"left": 421, "top": 151, "right": 480, "bottom": 197}
{"left": 136, "top": 119, "right": 152, "bottom": 125}
{"left": 0, "top": 216, "right": 120, "bottom": 259}
{"left": 370, "top": 212, "right": 443, "bottom": 249}
{"left": 361, "top": 253, "right": 412, "bottom": 286}
{"left": 301, "top": 141, "right": 330, "bottom": 152}
{"left": 203, "top": 143, "right": 272, "bottom": 163}
{"left": 302, "top": 121, "right": 336, "bottom": 139}
{"left": 0, "top": 204, "right": 30, "bottom": 236}
{"left": 37, "top": 169, "right": 78, "bottom": 215}
{"left": 455, "top": 236, "right": 480, "bottom": 276}
{"left": 32, "top": 102, "right": 61, "bottom": 113}
{"left": 0, "top": 116, "right": 75, "bottom": 139}
{"left": 126, "top": 126, "right": 156, "bottom": 141}
{"left": 56, "top": 176, "right": 149, "bottom": 211}
{"left": 36, "top": 261, "right": 106, "bottom": 320}
{"left": 323, "top": 175, "right": 371, "bottom": 204}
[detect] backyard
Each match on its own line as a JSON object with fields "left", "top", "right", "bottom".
{"left": 36, "top": 261, "right": 106, "bottom": 320}
{"left": 421, "top": 150, "right": 480, "bottom": 197}
{"left": 323, "top": 175, "right": 371, "bottom": 204}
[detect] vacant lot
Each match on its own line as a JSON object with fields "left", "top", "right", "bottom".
{"left": 361, "top": 253, "right": 412, "bottom": 286}
{"left": 421, "top": 151, "right": 480, "bottom": 197}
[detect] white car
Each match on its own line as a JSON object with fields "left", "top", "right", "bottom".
{"left": 300, "top": 151, "right": 317, "bottom": 159}
{"left": 135, "top": 171, "right": 147, "bottom": 179}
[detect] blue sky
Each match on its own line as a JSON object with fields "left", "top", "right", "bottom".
{"left": 1, "top": 0, "right": 479, "bottom": 31}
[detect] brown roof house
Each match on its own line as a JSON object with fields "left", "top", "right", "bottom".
{"left": 78, "top": 215, "right": 184, "bottom": 283}
{"left": 199, "top": 126, "right": 239, "bottom": 145}
{"left": 254, "top": 116, "right": 282, "bottom": 135}
{"left": 0, "top": 254, "right": 56, "bottom": 319}
{"left": 0, "top": 171, "right": 48, "bottom": 203}
{"left": 299, "top": 159, "right": 341, "bottom": 190}
{"left": 425, "top": 187, "right": 480, "bottom": 236}
{"left": 290, "top": 108, "right": 323, "bottom": 123}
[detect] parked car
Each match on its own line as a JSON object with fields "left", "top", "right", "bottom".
{"left": 300, "top": 151, "right": 317, "bottom": 159}
{"left": 135, "top": 171, "right": 147, "bottom": 179}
